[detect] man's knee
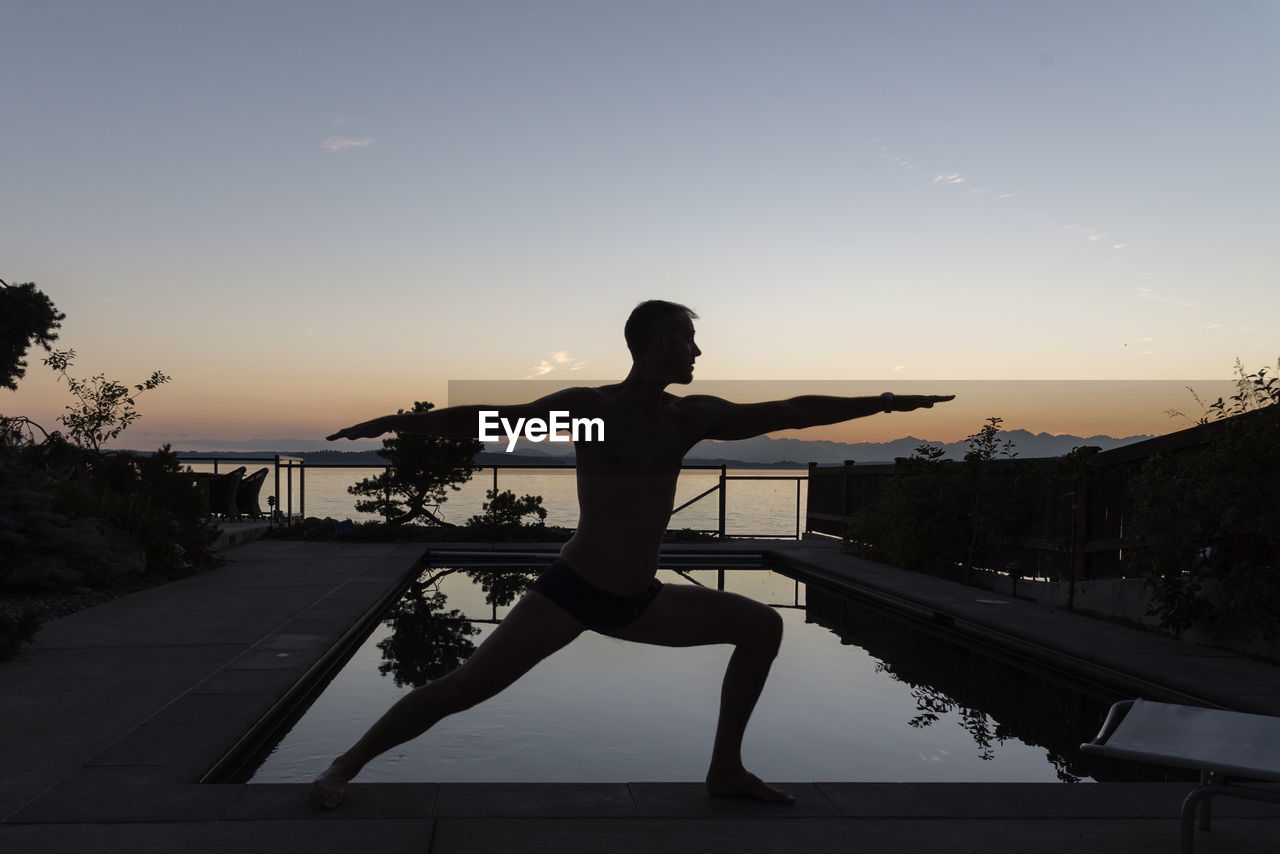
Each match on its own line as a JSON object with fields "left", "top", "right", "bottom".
{"left": 739, "top": 602, "right": 783, "bottom": 655}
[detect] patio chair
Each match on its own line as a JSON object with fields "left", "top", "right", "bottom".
{"left": 207, "top": 466, "right": 245, "bottom": 518}
{"left": 1081, "top": 698, "right": 1280, "bottom": 853}
{"left": 236, "top": 467, "right": 269, "bottom": 519}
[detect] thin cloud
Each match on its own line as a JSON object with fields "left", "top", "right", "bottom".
{"left": 1133, "top": 287, "right": 1196, "bottom": 310}
{"left": 1112, "top": 242, "right": 1132, "bottom": 250}
{"left": 322, "top": 136, "right": 373, "bottom": 152}
{"left": 524, "top": 351, "right": 587, "bottom": 379}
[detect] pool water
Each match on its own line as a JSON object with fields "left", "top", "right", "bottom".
{"left": 244, "top": 562, "right": 1166, "bottom": 785}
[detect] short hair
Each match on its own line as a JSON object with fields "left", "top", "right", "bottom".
{"left": 624, "top": 300, "right": 698, "bottom": 357}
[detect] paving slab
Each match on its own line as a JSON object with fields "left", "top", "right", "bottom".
{"left": 433, "top": 782, "right": 637, "bottom": 817}
{"left": 224, "top": 783, "right": 437, "bottom": 820}
{"left": 9, "top": 772, "right": 241, "bottom": 824}
{"left": 812, "top": 782, "right": 937, "bottom": 816}
{"left": 628, "top": 782, "right": 837, "bottom": 817}
{"left": 0, "top": 818, "right": 434, "bottom": 854}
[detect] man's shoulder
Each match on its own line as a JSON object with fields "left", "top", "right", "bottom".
{"left": 536, "top": 385, "right": 611, "bottom": 406}
{"left": 669, "top": 393, "right": 733, "bottom": 411}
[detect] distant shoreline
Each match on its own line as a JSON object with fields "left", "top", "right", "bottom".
{"left": 150, "top": 449, "right": 810, "bottom": 469}
{"left": 129, "top": 426, "right": 1154, "bottom": 468}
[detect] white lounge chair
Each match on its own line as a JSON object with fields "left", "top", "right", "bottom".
{"left": 1081, "top": 698, "right": 1280, "bottom": 853}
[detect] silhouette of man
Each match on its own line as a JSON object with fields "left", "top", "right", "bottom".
{"left": 313, "top": 300, "right": 953, "bottom": 807}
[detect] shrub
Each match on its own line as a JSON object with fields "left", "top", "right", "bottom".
{"left": 1127, "top": 366, "right": 1279, "bottom": 641}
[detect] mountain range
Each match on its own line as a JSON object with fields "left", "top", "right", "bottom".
{"left": 165, "top": 429, "right": 1154, "bottom": 466}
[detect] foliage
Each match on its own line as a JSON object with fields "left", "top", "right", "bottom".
{"left": 845, "top": 418, "right": 1028, "bottom": 581}
{"left": 375, "top": 566, "right": 544, "bottom": 687}
{"left": 42, "top": 349, "right": 170, "bottom": 451}
{"left": 54, "top": 445, "right": 220, "bottom": 577}
{"left": 465, "top": 489, "right": 547, "bottom": 531}
{"left": 0, "top": 285, "right": 205, "bottom": 656}
{"left": 462, "top": 566, "right": 540, "bottom": 607}
{"left": 0, "top": 438, "right": 218, "bottom": 591}
{"left": 1167, "top": 357, "right": 1280, "bottom": 425}
{"left": 0, "top": 279, "right": 64, "bottom": 391}
{"left": 376, "top": 573, "right": 481, "bottom": 688}
{"left": 347, "top": 402, "right": 483, "bottom": 526}
{"left": 845, "top": 445, "right": 970, "bottom": 577}
{"left": 963, "top": 416, "right": 1018, "bottom": 463}
{"left": 1128, "top": 360, "right": 1279, "bottom": 641}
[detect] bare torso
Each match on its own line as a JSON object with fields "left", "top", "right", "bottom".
{"left": 557, "top": 384, "right": 701, "bottom": 594}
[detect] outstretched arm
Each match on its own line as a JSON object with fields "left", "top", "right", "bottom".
{"left": 327, "top": 388, "right": 595, "bottom": 442}
{"left": 326, "top": 406, "right": 485, "bottom": 441}
{"left": 690, "top": 393, "right": 955, "bottom": 442}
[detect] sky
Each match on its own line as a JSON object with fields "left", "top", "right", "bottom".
{"left": 3, "top": 0, "right": 1277, "bottom": 451}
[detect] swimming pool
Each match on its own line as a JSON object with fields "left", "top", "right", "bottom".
{"left": 241, "top": 559, "right": 1175, "bottom": 785}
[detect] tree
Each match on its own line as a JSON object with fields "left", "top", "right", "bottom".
{"left": 466, "top": 489, "right": 547, "bottom": 530}
{"left": 42, "top": 349, "right": 170, "bottom": 451}
{"left": 348, "top": 401, "right": 483, "bottom": 525}
{"left": 0, "top": 279, "right": 64, "bottom": 391}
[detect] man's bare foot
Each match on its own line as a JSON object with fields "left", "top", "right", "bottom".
{"left": 310, "top": 758, "right": 358, "bottom": 810}
{"left": 706, "top": 767, "right": 795, "bottom": 804}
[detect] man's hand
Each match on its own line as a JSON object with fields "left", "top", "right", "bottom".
{"left": 327, "top": 416, "right": 392, "bottom": 441}
{"left": 889, "top": 394, "right": 955, "bottom": 412}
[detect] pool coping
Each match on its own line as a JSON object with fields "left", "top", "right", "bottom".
{"left": 2, "top": 537, "right": 1278, "bottom": 853}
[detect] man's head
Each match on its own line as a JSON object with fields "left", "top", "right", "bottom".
{"left": 624, "top": 300, "right": 700, "bottom": 383}
{"left": 624, "top": 300, "right": 698, "bottom": 357}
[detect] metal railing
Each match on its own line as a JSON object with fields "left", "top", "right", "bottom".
{"left": 265, "top": 460, "right": 808, "bottom": 539}
{"left": 178, "top": 455, "right": 305, "bottom": 523}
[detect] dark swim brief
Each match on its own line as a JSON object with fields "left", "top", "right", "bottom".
{"left": 530, "top": 558, "right": 663, "bottom": 633}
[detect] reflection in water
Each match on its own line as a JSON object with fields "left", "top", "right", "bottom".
{"left": 802, "top": 581, "right": 1192, "bottom": 783}
{"left": 376, "top": 567, "right": 539, "bottom": 688}
{"left": 371, "top": 565, "right": 1191, "bottom": 783}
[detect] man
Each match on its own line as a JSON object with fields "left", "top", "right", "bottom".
{"left": 313, "top": 300, "right": 953, "bottom": 808}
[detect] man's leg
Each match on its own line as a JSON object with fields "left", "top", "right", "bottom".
{"left": 605, "top": 584, "right": 792, "bottom": 803}
{"left": 311, "top": 590, "right": 584, "bottom": 809}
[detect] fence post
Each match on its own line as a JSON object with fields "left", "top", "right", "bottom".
{"left": 273, "top": 455, "right": 280, "bottom": 523}
{"left": 795, "top": 475, "right": 802, "bottom": 539}
{"left": 805, "top": 462, "right": 817, "bottom": 537}
{"left": 1069, "top": 472, "right": 1089, "bottom": 608}
{"left": 842, "top": 460, "right": 855, "bottom": 532}
{"left": 298, "top": 460, "right": 305, "bottom": 521}
{"left": 718, "top": 465, "right": 727, "bottom": 538}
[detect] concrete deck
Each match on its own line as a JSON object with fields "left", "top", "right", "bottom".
{"left": 2, "top": 537, "right": 1278, "bottom": 853}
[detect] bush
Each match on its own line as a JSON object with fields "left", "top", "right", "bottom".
{"left": 1127, "top": 373, "right": 1279, "bottom": 641}
{"left": 1, "top": 442, "right": 218, "bottom": 590}
{"left": 845, "top": 419, "right": 1030, "bottom": 582}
